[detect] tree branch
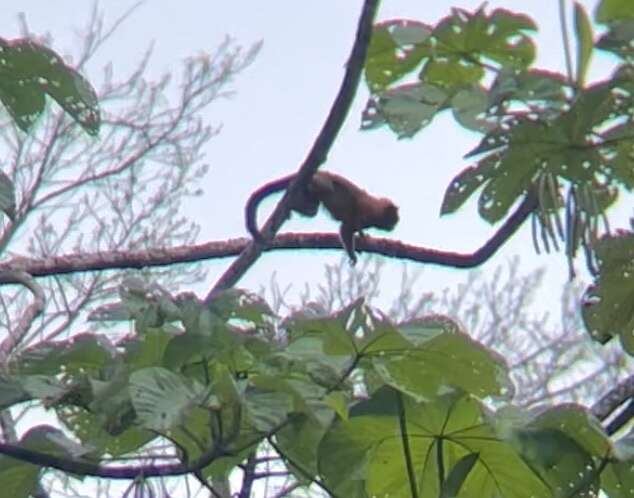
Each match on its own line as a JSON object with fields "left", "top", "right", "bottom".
{"left": 591, "top": 373, "right": 634, "bottom": 431}
{"left": 0, "top": 422, "right": 278, "bottom": 479}
{"left": 605, "top": 398, "right": 634, "bottom": 436}
{"left": 238, "top": 451, "right": 258, "bottom": 498}
{"left": 205, "top": 0, "right": 381, "bottom": 299}
{"left": 0, "top": 190, "right": 537, "bottom": 284}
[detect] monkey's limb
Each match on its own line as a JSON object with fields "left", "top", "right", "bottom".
{"left": 339, "top": 223, "right": 357, "bottom": 265}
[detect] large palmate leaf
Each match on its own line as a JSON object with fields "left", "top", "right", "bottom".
{"left": 495, "top": 404, "right": 609, "bottom": 497}
{"left": 442, "top": 72, "right": 634, "bottom": 223}
{"left": 367, "top": 316, "right": 513, "bottom": 400}
{"left": 363, "top": 7, "right": 538, "bottom": 138}
{"left": 365, "top": 20, "right": 432, "bottom": 92}
{"left": 318, "top": 388, "right": 550, "bottom": 498}
{"left": 129, "top": 367, "right": 210, "bottom": 432}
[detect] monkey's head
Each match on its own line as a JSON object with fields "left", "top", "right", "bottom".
{"left": 376, "top": 200, "right": 399, "bottom": 230}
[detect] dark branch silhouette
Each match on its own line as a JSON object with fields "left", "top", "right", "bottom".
{"left": 0, "top": 190, "right": 537, "bottom": 285}
{"left": 592, "top": 373, "right": 634, "bottom": 435}
{"left": 605, "top": 398, "right": 634, "bottom": 436}
{"left": 0, "top": 424, "right": 278, "bottom": 479}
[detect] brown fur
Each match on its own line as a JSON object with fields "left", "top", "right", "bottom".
{"left": 246, "top": 171, "right": 399, "bottom": 263}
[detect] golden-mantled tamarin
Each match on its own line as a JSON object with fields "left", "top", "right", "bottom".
{"left": 245, "top": 171, "right": 399, "bottom": 264}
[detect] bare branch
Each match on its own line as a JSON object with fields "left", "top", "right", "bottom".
{"left": 0, "top": 188, "right": 538, "bottom": 284}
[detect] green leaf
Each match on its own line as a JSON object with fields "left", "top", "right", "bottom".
{"left": 285, "top": 308, "right": 358, "bottom": 356}
{"left": 0, "top": 37, "right": 99, "bottom": 134}
{"left": 162, "top": 332, "right": 218, "bottom": 369}
{"left": 495, "top": 404, "right": 608, "bottom": 497}
{"left": 319, "top": 387, "right": 549, "bottom": 498}
{"left": 432, "top": 8, "right": 537, "bottom": 70}
{"left": 0, "top": 78, "right": 45, "bottom": 132}
{"left": 0, "top": 425, "right": 91, "bottom": 498}
{"left": 443, "top": 76, "right": 634, "bottom": 223}
{"left": 0, "top": 453, "right": 39, "bottom": 498}
{"left": 441, "top": 154, "right": 500, "bottom": 216}
{"left": 574, "top": 2, "right": 594, "bottom": 86}
{"left": 169, "top": 406, "right": 215, "bottom": 460}
{"left": 421, "top": 57, "right": 485, "bottom": 91}
{"left": 365, "top": 20, "right": 432, "bottom": 92}
{"left": 596, "top": 0, "right": 634, "bottom": 23}
{"left": 129, "top": 367, "right": 208, "bottom": 432}
{"left": 527, "top": 404, "right": 610, "bottom": 457}
{"left": 362, "top": 316, "right": 512, "bottom": 400}
{"left": 582, "top": 232, "right": 634, "bottom": 353}
{"left": 58, "top": 405, "right": 154, "bottom": 456}
{"left": 597, "top": 19, "right": 634, "bottom": 62}
{"left": 489, "top": 69, "right": 568, "bottom": 108}
{"left": 0, "top": 375, "right": 29, "bottom": 410}
{"left": 243, "top": 388, "right": 292, "bottom": 432}
{"left": 19, "top": 375, "right": 68, "bottom": 402}
{"left": 85, "top": 365, "right": 139, "bottom": 436}
{"left": 602, "top": 460, "right": 634, "bottom": 498}
{"left": 361, "top": 83, "right": 448, "bottom": 138}
{"left": 21, "top": 425, "right": 93, "bottom": 459}
{"left": 451, "top": 86, "right": 491, "bottom": 132}
{"left": 207, "top": 288, "right": 275, "bottom": 326}
{"left": 276, "top": 414, "right": 330, "bottom": 481}
{"left": 440, "top": 452, "right": 480, "bottom": 498}
{"left": 510, "top": 429, "right": 600, "bottom": 496}
{"left": 17, "top": 333, "right": 115, "bottom": 375}
{"left": 324, "top": 391, "right": 349, "bottom": 421}
{"left": 363, "top": 8, "right": 539, "bottom": 139}
{"left": 121, "top": 328, "right": 172, "bottom": 370}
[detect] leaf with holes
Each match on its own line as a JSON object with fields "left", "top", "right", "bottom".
{"left": 582, "top": 232, "right": 634, "bottom": 354}
{"left": 0, "top": 37, "right": 99, "bottom": 134}
{"left": 442, "top": 78, "right": 634, "bottom": 223}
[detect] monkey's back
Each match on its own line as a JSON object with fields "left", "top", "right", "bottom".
{"left": 309, "top": 172, "right": 367, "bottom": 228}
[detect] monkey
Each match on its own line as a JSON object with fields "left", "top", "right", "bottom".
{"left": 245, "top": 171, "right": 399, "bottom": 264}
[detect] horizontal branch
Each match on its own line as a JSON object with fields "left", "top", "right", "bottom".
{"left": 0, "top": 420, "right": 287, "bottom": 479}
{"left": 0, "top": 439, "right": 223, "bottom": 479}
{"left": 0, "top": 191, "right": 537, "bottom": 284}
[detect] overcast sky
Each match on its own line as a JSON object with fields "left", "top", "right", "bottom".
{"left": 0, "top": 0, "right": 620, "bottom": 313}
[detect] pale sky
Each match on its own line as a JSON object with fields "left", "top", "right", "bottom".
{"left": 0, "top": 0, "right": 621, "bottom": 312}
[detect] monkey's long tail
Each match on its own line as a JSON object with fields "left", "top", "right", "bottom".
{"left": 244, "top": 175, "right": 295, "bottom": 242}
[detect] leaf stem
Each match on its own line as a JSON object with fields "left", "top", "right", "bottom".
{"left": 558, "top": 0, "right": 574, "bottom": 84}
{"left": 396, "top": 392, "right": 419, "bottom": 498}
{"left": 436, "top": 437, "right": 445, "bottom": 491}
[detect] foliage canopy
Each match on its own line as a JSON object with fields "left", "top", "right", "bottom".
{"left": 0, "top": 1, "right": 634, "bottom": 498}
